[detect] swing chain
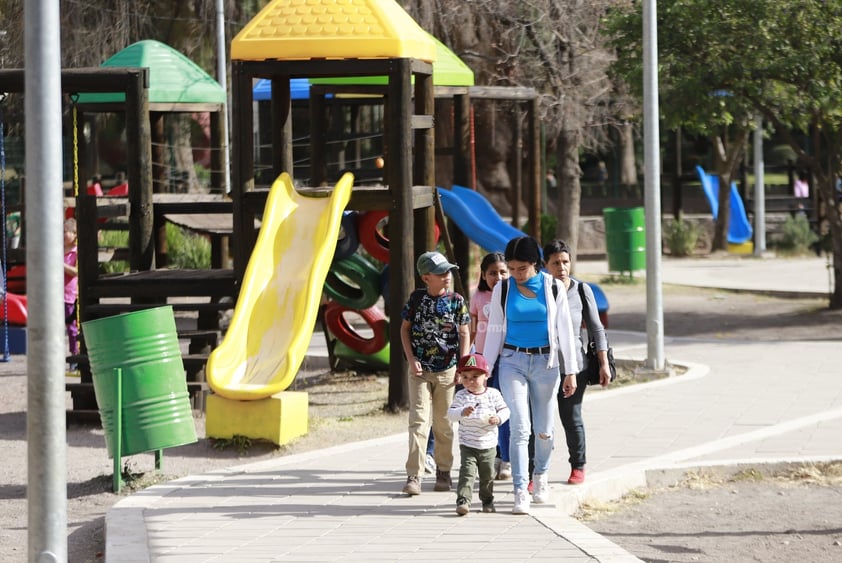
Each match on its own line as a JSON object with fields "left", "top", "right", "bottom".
{"left": 70, "top": 93, "right": 79, "bottom": 197}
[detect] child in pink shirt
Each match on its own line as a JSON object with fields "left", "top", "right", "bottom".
{"left": 64, "top": 218, "right": 79, "bottom": 355}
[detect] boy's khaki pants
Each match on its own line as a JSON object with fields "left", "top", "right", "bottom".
{"left": 405, "top": 367, "right": 456, "bottom": 478}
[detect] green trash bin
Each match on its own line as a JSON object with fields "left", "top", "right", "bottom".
{"left": 82, "top": 306, "right": 197, "bottom": 458}
{"left": 603, "top": 207, "right": 646, "bottom": 273}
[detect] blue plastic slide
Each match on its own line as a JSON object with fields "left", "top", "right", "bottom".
{"left": 437, "top": 185, "right": 525, "bottom": 253}
{"left": 695, "top": 165, "right": 753, "bottom": 244}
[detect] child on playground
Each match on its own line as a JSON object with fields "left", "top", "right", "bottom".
{"left": 63, "top": 218, "right": 79, "bottom": 356}
{"left": 400, "top": 251, "right": 471, "bottom": 496}
{"left": 469, "top": 252, "right": 511, "bottom": 479}
{"left": 448, "top": 353, "right": 510, "bottom": 515}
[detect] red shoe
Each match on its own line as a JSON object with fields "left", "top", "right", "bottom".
{"left": 527, "top": 480, "right": 534, "bottom": 494}
{"left": 568, "top": 468, "right": 585, "bottom": 485}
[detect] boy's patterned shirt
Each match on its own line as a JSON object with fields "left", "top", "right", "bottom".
{"left": 401, "top": 290, "right": 470, "bottom": 372}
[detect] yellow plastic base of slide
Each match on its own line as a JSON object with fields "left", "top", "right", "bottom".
{"left": 205, "top": 392, "right": 309, "bottom": 446}
{"left": 728, "top": 241, "right": 754, "bottom": 255}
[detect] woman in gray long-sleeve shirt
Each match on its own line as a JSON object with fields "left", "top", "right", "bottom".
{"left": 543, "top": 240, "right": 612, "bottom": 486}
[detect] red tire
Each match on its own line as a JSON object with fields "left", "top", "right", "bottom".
{"left": 357, "top": 210, "right": 441, "bottom": 265}
{"left": 324, "top": 301, "right": 388, "bottom": 356}
{"left": 357, "top": 210, "right": 390, "bottom": 264}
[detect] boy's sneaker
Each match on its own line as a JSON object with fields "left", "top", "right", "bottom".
{"left": 434, "top": 470, "right": 452, "bottom": 492}
{"left": 568, "top": 468, "right": 586, "bottom": 485}
{"left": 481, "top": 500, "right": 496, "bottom": 513}
{"left": 512, "top": 488, "right": 530, "bottom": 515}
{"left": 456, "top": 497, "right": 470, "bottom": 516}
{"left": 496, "top": 461, "right": 512, "bottom": 480}
{"left": 424, "top": 454, "right": 436, "bottom": 475}
{"left": 532, "top": 472, "right": 549, "bottom": 504}
{"left": 402, "top": 475, "right": 421, "bottom": 495}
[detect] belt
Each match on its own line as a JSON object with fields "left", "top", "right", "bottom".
{"left": 503, "top": 343, "right": 550, "bottom": 355}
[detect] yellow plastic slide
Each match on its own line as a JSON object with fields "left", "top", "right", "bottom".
{"left": 207, "top": 172, "right": 352, "bottom": 401}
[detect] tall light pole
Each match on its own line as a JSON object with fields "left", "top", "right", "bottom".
{"left": 216, "top": 0, "right": 231, "bottom": 193}
{"left": 26, "top": 0, "right": 67, "bottom": 559}
{"left": 643, "top": 0, "right": 665, "bottom": 370}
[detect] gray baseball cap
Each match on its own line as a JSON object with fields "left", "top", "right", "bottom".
{"left": 416, "top": 251, "right": 459, "bottom": 275}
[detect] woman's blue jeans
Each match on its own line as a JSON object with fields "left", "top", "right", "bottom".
{"left": 499, "top": 348, "right": 560, "bottom": 491}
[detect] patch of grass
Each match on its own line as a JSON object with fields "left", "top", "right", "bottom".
{"left": 211, "top": 434, "right": 253, "bottom": 455}
{"left": 576, "top": 488, "right": 650, "bottom": 521}
{"left": 599, "top": 274, "right": 642, "bottom": 286}
{"left": 166, "top": 222, "right": 211, "bottom": 269}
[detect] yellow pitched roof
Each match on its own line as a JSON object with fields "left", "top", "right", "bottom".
{"left": 231, "top": 0, "right": 436, "bottom": 63}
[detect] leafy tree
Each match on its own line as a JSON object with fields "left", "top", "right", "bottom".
{"left": 607, "top": 0, "right": 842, "bottom": 308}
{"left": 407, "top": 0, "right": 627, "bottom": 261}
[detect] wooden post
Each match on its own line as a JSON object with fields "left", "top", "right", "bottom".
{"left": 231, "top": 61, "right": 256, "bottom": 282}
{"left": 125, "top": 68, "right": 154, "bottom": 271}
{"left": 271, "top": 76, "right": 293, "bottom": 179}
{"left": 387, "top": 59, "right": 413, "bottom": 411}
{"left": 310, "top": 91, "right": 327, "bottom": 186}
{"left": 209, "top": 110, "right": 223, "bottom": 192}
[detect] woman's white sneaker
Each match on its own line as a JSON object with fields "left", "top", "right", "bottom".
{"left": 512, "top": 488, "right": 531, "bottom": 514}
{"left": 532, "top": 472, "right": 549, "bottom": 504}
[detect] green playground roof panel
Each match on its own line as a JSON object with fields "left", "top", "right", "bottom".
{"left": 76, "top": 40, "right": 226, "bottom": 105}
{"left": 309, "top": 34, "right": 474, "bottom": 87}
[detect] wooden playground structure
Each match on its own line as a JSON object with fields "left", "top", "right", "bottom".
{"left": 0, "top": 0, "right": 545, "bottom": 426}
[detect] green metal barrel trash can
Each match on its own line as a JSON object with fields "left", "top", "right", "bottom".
{"left": 82, "top": 306, "right": 197, "bottom": 458}
{"left": 603, "top": 207, "right": 646, "bottom": 273}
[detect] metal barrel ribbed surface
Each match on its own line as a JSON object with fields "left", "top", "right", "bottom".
{"left": 82, "top": 306, "right": 197, "bottom": 457}
{"left": 603, "top": 207, "right": 646, "bottom": 273}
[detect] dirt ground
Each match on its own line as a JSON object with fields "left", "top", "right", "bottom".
{"left": 2, "top": 280, "right": 841, "bottom": 562}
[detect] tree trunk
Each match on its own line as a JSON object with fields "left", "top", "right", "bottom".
{"left": 711, "top": 130, "right": 749, "bottom": 251}
{"left": 555, "top": 127, "right": 582, "bottom": 263}
{"left": 815, "top": 174, "right": 842, "bottom": 309}
{"left": 619, "top": 121, "right": 638, "bottom": 195}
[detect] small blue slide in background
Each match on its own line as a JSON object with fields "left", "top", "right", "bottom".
{"left": 695, "top": 165, "right": 753, "bottom": 244}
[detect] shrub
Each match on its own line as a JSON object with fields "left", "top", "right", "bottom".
{"left": 521, "top": 214, "right": 558, "bottom": 246}
{"left": 166, "top": 223, "right": 211, "bottom": 268}
{"left": 776, "top": 213, "right": 818, "bottom": 255}
{"left": 663, "top": 214, "right": 700, "bottom": 257}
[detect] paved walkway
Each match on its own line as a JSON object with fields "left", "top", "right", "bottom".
{"left": 106, "top": 256, "right": 842, "bottom": 562}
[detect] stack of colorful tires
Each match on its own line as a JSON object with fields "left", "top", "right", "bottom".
{"left": 323, "top": 211, "right": 390, "bottom": 371}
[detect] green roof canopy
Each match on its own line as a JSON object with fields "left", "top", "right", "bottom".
{"left": 309, "top": 34, "right": 474, "bottom": 88}
{"left": 77, "top": 40, "right": 226, "bottom": 107}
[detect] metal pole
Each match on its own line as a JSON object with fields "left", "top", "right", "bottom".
{"left": 753, "top": 114, "right": 766, "bottom": 255}
{"left": 643, "top": 0, "right": 665, "bottom": 370}
{"left": 216, "top": 0, "right": 231, "bottom": 193}
{"left": 26, "top": 0, "right": 67, "bottom": 559}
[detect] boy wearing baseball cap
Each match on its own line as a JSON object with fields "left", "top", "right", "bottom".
{"left": 447, "top": 353, "right": 510, "bottom": 515}
{"left": 400, "top": 251, "right": 471, "bottom": 496}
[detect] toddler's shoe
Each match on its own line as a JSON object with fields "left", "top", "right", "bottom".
{"left": 434, "top": 470, "right": 452, "bottom": 492}
{"left": 456, "top": 497, "right": 470, "bottom": 516}
{"left": 402, "top": 475, "right": 421, "bottom": 495}
{"left": 568, "top": 468, "right": 585, "bottom": 485}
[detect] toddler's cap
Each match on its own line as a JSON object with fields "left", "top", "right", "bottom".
{"left": 416, "top": 251, "right": 459, "bottom": 275}
{"left": 456, "top": 353, "right": 490, "bottom": 376}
